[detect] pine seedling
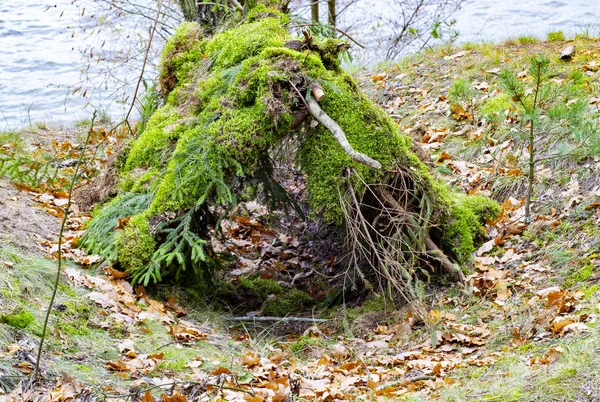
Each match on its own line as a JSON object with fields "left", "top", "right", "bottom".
{"left": 499, "top": 54, "right": 598, "bottom": 221}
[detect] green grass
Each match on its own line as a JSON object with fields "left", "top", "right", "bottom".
{"left": 547, "top": 31, "right": 566, "bottom": 41}
{"left": 436, "top": 324, "right": 600, "bottom": 401}
{"left": 0, "top": 246, "right": 234, "bottom": 389}
{"left": 0, "top": 129, "right": 26, "bottom": 153}
{"left": 518, "top": 35, "right": 538, "bottom": 44}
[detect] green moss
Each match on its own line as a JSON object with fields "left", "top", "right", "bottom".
{"left": 263, "top": 289, "right": 315, "bottom": 316}
{"left": 567, "top": 264, "right": 594, "bottom": 286}
{"left": 1, "top": 310, "right": 34, "bottom": 329}
{"left": 479, "top": 93, "right": 512, "bottom": 121}
{"left": 205, "top": 16, "right": 288, "bottom": 69}
{"left": 298, "top": 72, "right": 408, "bottom": 222}
{"left": 443, "top": 195, "right": 501, "bottom": 262}
{"left": 116, "top": 213, "right": 156, "bottom": 274}
{"left": 124, "top": 105, "right": 182, "bottom": 172}
{"left": 239, "top": 277, "right": 282, "bottom": 299}
{"left": 159, "top": 22, "right": 206, "bottom": 95}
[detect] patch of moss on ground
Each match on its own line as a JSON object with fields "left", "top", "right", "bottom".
{"left": 263, "top": 289, "right": 314, "bottom": 316}
{"left": 0, "top": 310, "right": 34, "bottom": 329}
{"left": 239, "top": 277, "right": 282, "bottom": 299}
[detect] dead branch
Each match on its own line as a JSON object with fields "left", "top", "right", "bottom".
{"left": 306, "top": 96, "right": 382, "bottom": 169}
{"left": 227, "top": 316, "right": 328, "bottom": 323}
{"left": 376, "top": 186, "right": 465, "bottom": 283}
{"left": 311, "top": 82, "right": 325, "bottom": 101}
{"left": 424, "top": 237, "right": 465, "bottom": 283}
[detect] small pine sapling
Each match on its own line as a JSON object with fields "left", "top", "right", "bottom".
{"left": 499, "top": 54, "right": 599, "bottom": 221}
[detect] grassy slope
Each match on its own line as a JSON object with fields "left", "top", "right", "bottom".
{"left": 4, "top": 35, "right": 600, "bottom": 401}
{"left": 361, "top": 35, "right": 600, "bottom": 400}
{"left": 0, "top": 246, "right": 232, "bottom": 393}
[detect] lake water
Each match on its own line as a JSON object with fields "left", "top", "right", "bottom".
{"left": 1, "top": 0, "right": 599, "bottom": 130}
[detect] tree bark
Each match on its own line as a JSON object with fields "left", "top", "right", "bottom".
{"left": 311, "top": 0, "right": 319, "bottom": 23}
{"left": 327, "top": 0, "right": 336, "bottom": 26}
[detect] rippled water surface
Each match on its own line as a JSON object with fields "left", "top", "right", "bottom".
{"left": 454, "top": 0, "right": 600, "bottom": 42}
{"left": 1, "top": 0, "right": 599, "bottom": 129}
{"left": 0, "top": 0, "right": 166, "bottom": 129}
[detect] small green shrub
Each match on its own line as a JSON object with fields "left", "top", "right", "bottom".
{"left": 1, "top": 310, "right": 34, "bottom": 329}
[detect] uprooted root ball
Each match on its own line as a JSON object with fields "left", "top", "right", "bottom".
{"left": 80, "top": 6, "right": 499, "bottom": 307}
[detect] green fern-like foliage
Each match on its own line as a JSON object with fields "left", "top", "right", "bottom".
{"left": 79, "top": 193, "right": 153, "bottom": 263}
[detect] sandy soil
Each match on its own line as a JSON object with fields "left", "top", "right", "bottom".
{"left": 0, "top": 178, "right": 59, "bottom": 253}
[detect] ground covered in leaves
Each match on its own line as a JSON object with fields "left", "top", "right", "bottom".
{"left": 3, "top": 35, "right": 600, "bottom": 401}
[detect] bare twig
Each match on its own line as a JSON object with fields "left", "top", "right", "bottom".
{"left": 289, "top": 23, "right": 365, "bottom": 49}
{"left": 227, "top": 316, "right": 328, "bottom": 323}
{"left": 306, "top": 95, "right": 381, "bottom": 169}
{"left": 376, "top": 375, "right": 434, "bottom": 390}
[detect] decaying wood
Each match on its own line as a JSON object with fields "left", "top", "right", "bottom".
{"left": 306, "top": 96, "right": 382, "bottom": 169}
{"left": 227, "top": 316, "right": 329, "bottom": 323}
{"left": 284, "top": 40, "right": 303, "bottom": 51}
{"left": 311, "top": 82, "right": 325, "bottom": 101}
{"left": 424, "top": 237, "right": 466, "bottom": 283}
{"left": 560, "top": 45, "right": 575, "bottom": 61}
{"left": 291, "top": 108, "right": 310, "bottom": 129}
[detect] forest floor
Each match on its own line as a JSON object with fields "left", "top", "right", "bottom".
{"left": 3, "top": 35, "right": 600, "bottom": 401}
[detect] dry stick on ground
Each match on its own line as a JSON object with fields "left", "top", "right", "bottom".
{"left": 305, "top": 95, "right": 381, "bottom": 169}
{"left": 30, "top": 111, "right": 98, "bottom": 383}
{"left": 227, "top": 316, "right": 329, "bottom": 323}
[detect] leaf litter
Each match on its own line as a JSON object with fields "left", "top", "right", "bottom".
{"left": 6, "top": 40, "right": 600, "bottom": 400}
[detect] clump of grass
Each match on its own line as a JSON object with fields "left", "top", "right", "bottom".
{"left": 448, "top": 78, "right": 475, "bottom": 104}
{"left": 518, "top": 35, "right": 538, "bottom": 44}
{"left": 547, "top": 31, "right": 565, "bottom": 41}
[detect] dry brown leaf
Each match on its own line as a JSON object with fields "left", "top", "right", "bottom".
{"left": 241, "top": 352, "right": 260, "bottom": 368}
{"left": 210, "top": 366, "right": 232, "bottom": 375}
{"left": 13, "top": 361, "right": 34, "bottom": 374}
{"left": 107, "top": 266, "right": 129, "bottom": 279}
{"left": 142, "top": 390, "right": 156, "bottom": 402}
